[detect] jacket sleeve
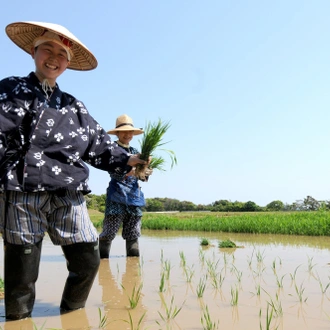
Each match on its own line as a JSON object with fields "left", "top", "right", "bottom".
{"left": 78, "top": 103, "right": 130, "bottom": 175}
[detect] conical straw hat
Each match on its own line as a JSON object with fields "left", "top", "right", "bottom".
{"left": 6, "top": 21, "right": 97, "bottom": 71}
{"left": 107, "top": 114, "right": 144, "bottom": 135}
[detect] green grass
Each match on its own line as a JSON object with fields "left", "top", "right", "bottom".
{"left": 89, "top": 210, "right": 330, "bottom": 236}
{"left": 139, "top": 211, "right": 330, "bottom": 236}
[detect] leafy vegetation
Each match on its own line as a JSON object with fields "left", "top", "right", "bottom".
{"left": 89, "top": 209, "right": 330, "bottom": 237}
{"left": 86, "top": 194, "right": 330, "bottom": 213}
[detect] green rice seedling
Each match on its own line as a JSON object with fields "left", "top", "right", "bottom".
{"left": 289, "top": 264, "right": 302, "bottom": 282}
{"left": 314, "top": 272, "right": 330, "bottom": 294}
{"left": 200, "top": 304, "right": 219, "bottom": 330}
{"left": 231, "top": 265, "right": 243, "bottom": 283}
{"left": 255, "top": 283, "right": 261, "bottom": 296}
{"left": 32, "top": 321, "right": 47, "bottom": 330}
{"left": 121, "top": 282, "right": 143, "bottom": 309}
{"left": 307, "top": 255, "right": 317, "bottom": 274}
{"left": 206, "top": 258, "right": 220, "bottom": 278}
{"left": 98, "top": 307, "right": 109, "bottom": 329}
{"left": 157, "top": 295, "right": 185, "bottom": 324}
{"left": 135, "top": 119, "right": 177, "bottom": 180}
{"left": 263, "top": 290, "right": 283, "bottom": 317}
{"left": 252, "top": 266, "right": 267, "bottom": 280}
{"left": 123, "top": 310, "right": 147, "bottom": 330}
{"left": 222, "top": 253, "right": 228, "bottom": 267}
{"left": 272, "top": 259, "right": 277, "bottom": 274}
{"left": 200, "top": 237, "right": 210, "bottom": 246}
{"left": 141, "top": 211, "right": 330, "bottom": 235}
{"left": 211, "top": 269, "right": 225, "bottom": 290}
{"left": 199, "top": 249, "right": 206, "bottom": 265}
{"left": 256, "top": 249, "right": 265, "bottom": 263}
{"left": 179, "top": 250, "right": 186, "bottom": 268}
{"left": 275, "top": 274, "right": 286, "bottom": 289}
{"left": 259, "top": 303, "right": 279, "bottom": 330}
{"left": 289, "top": 282, "right": 307, "bottom": 303}
{"left": 163, "top": 259, "right": 172, "bottom": 280}
{"left": 230, "top": 285, "right": 239, "bottom": 306}
{"left": 218, "top": 239, "right": 237, "bottom": 248}
{"left": 159, "top": 272, "right": 166, "bottom": 293}
{"left": 184, "top": 265, "right": 195, "bottom": 283}
{"left": 196, "top": 275, "right": 208, "bottom": 298}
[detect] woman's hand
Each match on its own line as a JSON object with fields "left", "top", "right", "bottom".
{"left": 127, "top": 154, "right": 147, "bottom": 167}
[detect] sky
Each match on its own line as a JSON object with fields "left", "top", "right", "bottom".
{"left": 1, "top": 0, "right": 330, "bottom": 207}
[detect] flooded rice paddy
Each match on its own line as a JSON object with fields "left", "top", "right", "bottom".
{"left": 0, "top": 230, "right": 330, "bottom": 329}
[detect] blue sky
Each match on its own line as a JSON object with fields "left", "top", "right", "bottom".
{"left": 2, "top": 1, "right": 330, "bottom": 206}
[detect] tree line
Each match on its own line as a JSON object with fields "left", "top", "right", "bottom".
{"left": 85, "top": 194, "right": 329, "bottom": 213}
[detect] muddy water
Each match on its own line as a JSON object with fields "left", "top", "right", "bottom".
{"left": 0, "top": 230, "right": 330, "bottom": 329}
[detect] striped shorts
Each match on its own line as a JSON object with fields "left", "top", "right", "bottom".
{"left": 0, "top": 190, "right": 98, "bottom": 245}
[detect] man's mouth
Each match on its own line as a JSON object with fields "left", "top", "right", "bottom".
{"left": 45, "top": 63, "right": 58, "bottom": 70}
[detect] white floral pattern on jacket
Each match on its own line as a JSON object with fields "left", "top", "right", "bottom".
{"left": 0, "top": 72, "right": 130, "bottom": 194}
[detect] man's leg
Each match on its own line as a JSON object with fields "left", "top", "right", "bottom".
{"left": 4, "top": 241, "right": 42, "bottom": 320}
{"left": 60, "top": 241, "right": 100, "bottom": 311}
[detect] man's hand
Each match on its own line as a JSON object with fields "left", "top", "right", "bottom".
{"left": 127, "top": 154, "right": 147, "bottom": 167}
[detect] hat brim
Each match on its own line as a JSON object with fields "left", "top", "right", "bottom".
{"left": 6, "top": 21, "right": 97, "bottom": 71}
{"left": 107, "top": 127, "right": 144, "bottom": 135}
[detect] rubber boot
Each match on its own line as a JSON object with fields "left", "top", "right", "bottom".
{"left": 60, "top": 241, "right": 100, "bottom": 311}
{"left": 4, "top": 241, "right": 42, "bottom": 320}
{"left": 99, "top": 239, "right": 111, "bottom": 259}
{"left": 126, "top": 239, "right": 139, "bottom": 257}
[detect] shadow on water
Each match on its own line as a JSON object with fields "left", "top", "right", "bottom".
{"left": 0, "top": 230, "right": 329, "bottom": 329}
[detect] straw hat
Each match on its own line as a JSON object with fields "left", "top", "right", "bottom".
{"left": 107, "top": 114, "right": 144, "bottom": 135}
{"left": 5, "top": 21, "right": 97, "bottom": 71}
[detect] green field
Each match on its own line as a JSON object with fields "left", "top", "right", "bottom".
{"left": 90, "top": 210, "right": 330, "bottom": 236}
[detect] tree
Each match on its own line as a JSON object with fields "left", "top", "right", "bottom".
{"left": 303, "top": 196, "right": 320, "bottom": 211}
{"left": 266, "top": 200, "right": 284, "bottom": 211}
{"left": 145, "top": 199, "right": 164, "bottom": 212}
{"left": 242, "top": 201, "right": 260, "bottom": 212}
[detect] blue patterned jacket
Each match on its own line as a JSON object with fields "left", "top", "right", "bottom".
{"left": 0, "top": 72, "right": 130, "bottom": 194}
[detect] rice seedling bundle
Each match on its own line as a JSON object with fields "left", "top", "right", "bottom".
{"left": 135, "top": 118, "right": 177, "bottom": 181}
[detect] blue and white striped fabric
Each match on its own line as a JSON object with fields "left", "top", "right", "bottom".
{"left": 0, "top": 190, "right": 98, "bottom": 245}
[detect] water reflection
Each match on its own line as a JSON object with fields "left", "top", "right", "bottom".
{"left": 142, "top": 229, "right": 330, "bottom": 250}
{"left": 98, "top": 257, "right": 146, "bottom": 328}
{"left": 0, "top": 231, "right": 330, "bottom": 329}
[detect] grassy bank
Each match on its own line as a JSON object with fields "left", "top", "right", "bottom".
{"left": 89, "top": 210, "right": 330, "bottom": 236}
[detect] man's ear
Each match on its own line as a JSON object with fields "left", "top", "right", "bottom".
{"left": 31, "top": 47, "right": 35, "bottom": 59}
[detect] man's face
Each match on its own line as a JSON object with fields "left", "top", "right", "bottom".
{"left": 31, "top": 41, "right": 70, "bottom": 84}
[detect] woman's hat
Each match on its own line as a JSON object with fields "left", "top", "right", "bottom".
{"left": 5, "top": 21, "right": 97, "bottom": 71}
{"left": 107, "top": 114, "right": 144, "bottom": 135}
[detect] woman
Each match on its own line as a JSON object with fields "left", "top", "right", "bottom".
{"left": 99, "top": 114, "right": 152, "bottom": 258}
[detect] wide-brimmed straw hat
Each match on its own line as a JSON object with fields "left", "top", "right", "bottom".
{"left": 5, "top": 21, "right": 97, "bottom": 71}
{"left": 107, "top": 114, "right": 144, "bottom": 135}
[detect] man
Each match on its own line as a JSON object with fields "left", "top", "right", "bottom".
{"left": 0, "top": 21, "right": 147, "bottom": 320}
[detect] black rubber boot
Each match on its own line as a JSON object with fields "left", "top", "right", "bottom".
{"left": 60, "top": 241, "right": 100, "bottom": 311}
{"left": 4, "top": 241, "right": 42, "bottom": 320}
{"left": 99, "top": 239, "right": 111, "bottom": 259}
{"left": 126, "top": 239, "right": 139, "bottom": 257}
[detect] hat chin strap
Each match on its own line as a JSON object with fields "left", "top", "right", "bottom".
{"left": 117, "top": 140, "right": 130, "bottom": 148}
